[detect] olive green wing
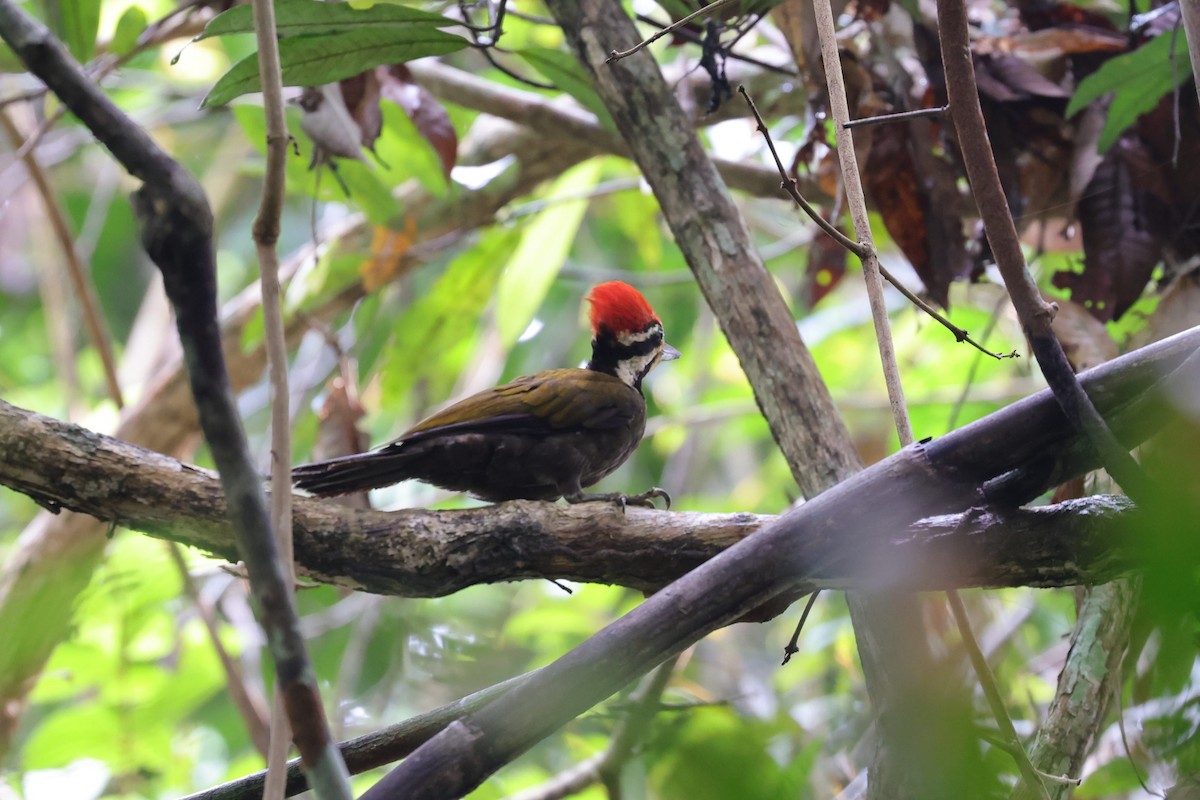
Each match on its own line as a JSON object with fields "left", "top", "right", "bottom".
{"left": 396, "top": 369, "right": 639, "bottom": 445}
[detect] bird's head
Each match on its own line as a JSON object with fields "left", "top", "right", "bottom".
{"left": 585, "top": 281, "right": 680, "bottom": 390}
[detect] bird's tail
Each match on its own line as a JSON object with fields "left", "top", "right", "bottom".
{"left": 291, "top": 447, "right": 411, "bottom": 497}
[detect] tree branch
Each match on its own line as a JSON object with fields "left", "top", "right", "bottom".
{"left": 1011, "top": 580, "right": 1138, "bottom": 799}
{"left": 936, "top": 0, "right": 1152, "bottom": 503}
{"left": 406, "top": 59, "right": 795, "bottom": 200}
{"left": 0, "top": 397, "right": 1155, "bottom": 596}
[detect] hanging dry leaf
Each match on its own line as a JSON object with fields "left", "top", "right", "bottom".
{"left": 1050, "top": 296, "right": 1118, "bottom": 371}
{"left": 312, "top": 374, "right": 371, "bottom": 510}
{"left": 1054, "top": 135, "right": 1170, "bottom": 321}
{"left": 359, "top": 217, "right": 418, "bottom": 291}
{"left": 378, "top": 64, "right": 458, "bottom": 177}
{"left": 340, "top": 68, "right": 383, "bottom": 150}
{"left": 800, "top": 214, "right": 849, "bottom": 309}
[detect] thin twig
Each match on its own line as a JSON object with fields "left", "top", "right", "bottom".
{"left": 877, "top": 263, "right": 1018, "bottom": 360}
{"left": 947, "top": 592, "right": 1052, "bottom": 800}
{"left": 936, "top": 0, "right": 1152, "bottom": 505}
{"left": 738, "top": 86, "right": 864, "bottom": 256}
{"left": 606, "top": 0, "right": 739, "bottom": 63}
{"left": 947, "top": 292, "right": 1011, "bottom": 431}
{"left": 166, "top": 542, "right": 272, "bottom": 757}
{"left": 0, "top": 109, "right": 124, "bottom": 409}
{"left": 247, "top": 0, "right": 336, "bottom": 794}
{"left": 634, "top": 13, "right": 797, "bottom": 75}
{"left": 844, "top": 104, "right": 948, "bottom": 130}
{"left": 740, "top": 87, "right": 1015, "bottom": 362}
{"left": 781, "top": 591, "right": 819, "bottom": 665}
{"left": 809, "top": 0, "right": 1049, "bottom": 797}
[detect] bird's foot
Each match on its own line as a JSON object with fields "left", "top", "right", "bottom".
{"left": 565, "top": 487, "right": 672, "bottom": 511}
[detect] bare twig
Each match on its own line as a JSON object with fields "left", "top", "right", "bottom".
{"left": 0, "top": 109, "right": 124, "bottom": 408}
{"left": 634, "top": 13, "right": 797, "bottom": 75}
{"left": 606, "top": 0, "right": 739, "bottom": 63}
{"left": 843, "top": 104, "right": 948, "bottom": 130}
{"left": 877, "top": 263, "right": 1018, "bottom": 360}
{"left": 781, "top": 591, "right": 819, "bottom": 665}
{"left": 0, "top": 1, "right": 347, "bottom": 791}
{"left": 936, "top": 0, "right": 1152, "bottom": 504}
{"left": 246, "top": 0, "right": 348, "bottom": 793}
{"left": 810, "top": 0, "right": 1046, "bottom": 796}
{"left": 166, "top": 542, "right": 272, "bottom": 756}
{"left": 406, "top": 60, "right": 790, "bottom": 199}
{"left": 946, "top": 592, "right": 1051, "bottom": 800}
{"left": 739, "top": 87, "right": 1015, "bottom": 361}
{"left": 739, "top": 86, "right": 864, "bottom": 255}
{"left": 810, "top": 0, "right": 912, "bottom": 445}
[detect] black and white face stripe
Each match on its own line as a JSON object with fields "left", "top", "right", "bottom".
{"left": 588, "top": 322, "right": 673, "bottom": 389}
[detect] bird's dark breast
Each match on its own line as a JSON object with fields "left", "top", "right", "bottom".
{"left": 398, "top": 414, "right": 645, "bottom": 502}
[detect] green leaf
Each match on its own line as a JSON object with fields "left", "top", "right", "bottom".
{"left": 199, "top": 0, "right": 456, "bottom": 40}
{"left": 495, "top": 159, "right": 603, "bottom": 346}
{"left": 1066, "top": 33, "right": 1193, "bottom": 153}
{"left": 203, "top": 28, "right": 467, "bottom": 107}
{"left": 109, "top": 5, "right": 148, "bottom": 57}
{"left": 43, "top": 0, "right": 101, "bottom": 62}
{"left": 378, "top": 226, "right": 518, "bottom": 405}
{"left": 0, "top": 42, "right": 22, "bottom": 71}
{"left": 374, "top": 102, "right": 448, "bottom": 197}
{"left": 514, "top": 47, "right": 613, "bottom": 127}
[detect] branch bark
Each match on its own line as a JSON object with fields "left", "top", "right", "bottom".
{"left": 0, "top": 397, "right": 1151, "bottom": 596}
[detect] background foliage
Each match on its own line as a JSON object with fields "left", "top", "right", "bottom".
{"left": 0, "top": 0, "right": 1197, "bottom": 797}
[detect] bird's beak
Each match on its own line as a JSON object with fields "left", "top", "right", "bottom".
{"left": 661, "top": 343, "right": 681, "bottom": 362}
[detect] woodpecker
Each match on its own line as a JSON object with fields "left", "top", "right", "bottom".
{"left": 292, "top": 281, "right": 680, "bottom": 506}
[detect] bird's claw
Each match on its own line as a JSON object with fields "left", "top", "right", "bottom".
{"left": 620, "top": 487, "right": 671, "bottom": 511}
{"left": 564, "top": 487, "right": 672, "bottom": 512}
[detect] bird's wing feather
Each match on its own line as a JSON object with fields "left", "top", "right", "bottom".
{"left": 393, "top": 369, "right": 637, "bottom": 445}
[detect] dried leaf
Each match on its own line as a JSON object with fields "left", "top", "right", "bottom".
{"left": 1054, "top": 135, "right": 1170, "bottom": 321}
{"left": 800, "top": 217, "right": 849, "bottom": 309}
{"left": 313, "top": 375, "right": 371, "bottom": 509}
{"left": 1010, "top": 26, "right": 1125, "bottom": 58}
{"left": 340, "top": 70, "right": 383, "bottom": 149}
{"left": 1050, "top": 297, "right": 1118, "bottom": 371}
{"left": 975, "top": 53, "right": 1070, "bottom": 101}
{"left": 378, "top": 65, "right": 458, "bottom": 177}
{"left": 866, "top": 125, "right": 953, "bottom": 304}
{"left": 1016, "top": 0, "right": 1117, "bottom": 33}
{"left": 359, "top": 218, "right": 417, "bottom": 291}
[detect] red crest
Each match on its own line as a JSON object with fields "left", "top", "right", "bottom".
{"left": 586, "top": 281, "right": 660, "bottom": 335}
